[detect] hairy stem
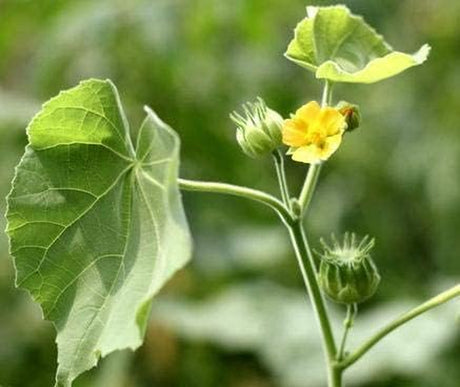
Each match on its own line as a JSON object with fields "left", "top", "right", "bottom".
{"left": 178, "top": 178, "right": 292, "bottom": 224}
{"left": 298, "top": 80, "right": 333, "bottom": 216}
{"left": 339, "top": 284, "right": 460, "bottom": 369}
{"left": 273, "top": 149, "right": 291, "bottom": 208}
{"left": 337, "top": 304, "right": 358, "bottom": 361}
{"left": 287, "top": 220, "right": 337, "bottom": 375}
{"left": 298, "top": 163, "right": 322, "bottom": 215}
{"left": 331, "top": 367, "right": 342, "bottom": 387}
{"left": 321, "top": 80, "right": 333, "bottom": 107}
{"left": 285, "top": 80, "right": 341, "bottom": 386}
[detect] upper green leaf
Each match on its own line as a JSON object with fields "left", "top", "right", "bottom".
{"left": 6, "top": 79, "right": 192, "bottom": 386}
{"left": 285, "top": 5, "right": 430, "bottom": 83}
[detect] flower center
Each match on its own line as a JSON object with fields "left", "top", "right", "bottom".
{"left": 310, "top": 131, "right": 326, "bottom": 149}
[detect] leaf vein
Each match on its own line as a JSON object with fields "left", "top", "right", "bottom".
{"left": 16, "top": 164, "right": 133, "bottom": 287}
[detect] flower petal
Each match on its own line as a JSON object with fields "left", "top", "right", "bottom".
{"left": 291, "top": 145, "right": 323, "bottom": 164}
{"left": 282, "top": 101, "right": 321, "bottom": 147}
{"left": 290, "top": 133, "right": 343, "bottom": 164}
{"left": 319, "top": 133, "right": 343, "bottom": 159}
{"left": 283, "top": 100, "right": 346, "bottom": 163}
{"left": 297, "top": 101, "right": 321, "bottom": 122}
{"left": 282, "top": 119, "right": 307, "bottom": 147}
{"left": 319, "top": 108, "right": 346, "bottom": 135}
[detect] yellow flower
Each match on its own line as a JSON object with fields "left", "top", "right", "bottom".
{"left": 282, "top": 101, "right": 347, "bottom": 164}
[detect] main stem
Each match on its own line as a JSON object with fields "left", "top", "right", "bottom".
{"left": 298, "top": 163, "right": 321, "bottom": 215}
{"left": 286, "top": 80, "right": 341, "bottom": 387}
{"left": 178, "top": 79, "right": 460, "bottom": 387}
{"left": 287, "top": 220, "right": 338, "bottom": 385}
{"left": 298, "top": 80, "right": 332, "bottom": 215}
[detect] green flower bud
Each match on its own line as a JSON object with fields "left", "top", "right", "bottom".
{"left": 230, "top": 97, "right": 283, "bottom": 158}
{"left": 316, "top": 233, "right": 380, "bottom": 305}
{"left": 336, "top": 101, "right": 361, "bottom": 132}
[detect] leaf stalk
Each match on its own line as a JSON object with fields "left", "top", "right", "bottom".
{"left": 178, "top": 178, "right": 293, "bottom": 225}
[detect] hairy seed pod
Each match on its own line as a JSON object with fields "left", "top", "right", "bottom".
{"left": 316, "top": 233, "right": 380, "bottom": 304}
{"left": 230, "top": 97, "right": 283, "bottom": 158}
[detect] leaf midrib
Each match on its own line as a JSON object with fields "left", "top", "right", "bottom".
{"left": 65, "top": 156, "right": 169, "bottom": 377}
{"left": 66, "top": 172, "right": 135, "bottom": 379}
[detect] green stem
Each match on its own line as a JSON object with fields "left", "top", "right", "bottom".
{"left": 272, "top": 149, "right": 291, "bottom": 208}
{"left": 339, "top": 284, "right": 460, "bottom": 369}
{"left": 331, "top": 367, "right": 342, "bottom": 387}
{"left": 337, "top": 304, "right": 358, "bottom": 361}
{"left": 287, "top": 80, "right": 340, "bottom": 386}
{"left": 298, "top": 80, "right": 333, "bottom": 216}
{"left": 321, "top": 80, "right": 333, "bottom": 107}
{"left": 178, "top": 178, "right": 292, "bottom": 224}
{"left": 298, "top": 163, "right": 322, "bottom": 215}
{"left": 287, "top": 220, "right": 337, "bottom": 382}
{"left": 181, "top": 80, "right": 339, "bottom": 385}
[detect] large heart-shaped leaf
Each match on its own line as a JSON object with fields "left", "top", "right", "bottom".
{"left": 6, "top": 79, "right": 192, "bottom": 386}
{"left": 285, "top": 5, "right": 430, "bottom": 83}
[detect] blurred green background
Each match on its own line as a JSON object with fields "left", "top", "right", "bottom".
{"left": 0, "top": 0, "right": 459, "bottom": 386}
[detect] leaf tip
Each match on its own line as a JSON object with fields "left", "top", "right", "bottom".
{"left": 305, "top": 6, "right": 318, "bottom": 18}
{"left": 143, "top": 105, "right": 164, "bottom": 128}
{"left": 143, "top": 105, "right": 180, "bottom": 143}
{"left": 104, "top": 78, "right": 117, "bottom": 90}
{"left": 414, "top": 43, "right": 431, "bottom": 64}
{"left": 143, "top": 104, "right": 154, "bottom": 116}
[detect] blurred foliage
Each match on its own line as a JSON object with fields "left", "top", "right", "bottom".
{"left": 151, "top": 280, "right": 459, "bottom": 387}
{"left": 0, "top": 0, "right": 459, "bottom": 386}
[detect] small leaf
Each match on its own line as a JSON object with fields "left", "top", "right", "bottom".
{"left": 6, "top": 79, "right": 192, "bottom": 386}
{"left": 285, "top": 5, "right": 430, "bottom": 83}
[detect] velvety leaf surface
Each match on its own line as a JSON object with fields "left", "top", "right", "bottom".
{"left": 6, "top": 79, "right": 192, "bottom": 386}
{"left": 285, "top": 5, "right": 430, "bottom": 83}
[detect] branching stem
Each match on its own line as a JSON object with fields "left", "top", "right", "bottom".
{"left": 287, "top": 80, "right": 340, "bottom": 386}
{"left": 337, "top": 303, "right": 358, "bottom": 362}
{"left": 286, "top": 220, "right": 338, "bottom": 382}
{"left": 272, "top": 149, "right": 291, "bottom": 208}
{"left": 177, "top": 79, "right": 460, "bottom": 387}
{"left": 178, "top": 178, "right": 292, "bottom": 224}
{"left": 338, "top": 284, "right": 460, "bottom": 369}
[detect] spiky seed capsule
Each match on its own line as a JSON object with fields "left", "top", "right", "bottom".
{"left": 230, "top": 97, "right": 283, "bottom": 158}
{"left": 316, "top": 233, "right": 380, "bottom": 305}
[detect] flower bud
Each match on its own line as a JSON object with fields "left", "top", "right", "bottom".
{"left": 230, "top": 97, "right": 283, "bottom": 158}
{"left": 336, "top": 101, "right": 361, "bottom": 132}
{"left": 316, "top": 233, "right": 380, "bottom": 304}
